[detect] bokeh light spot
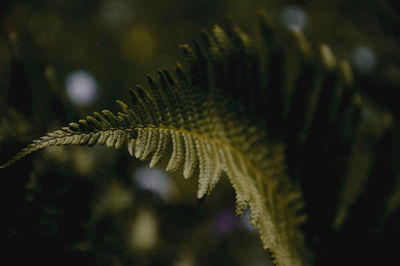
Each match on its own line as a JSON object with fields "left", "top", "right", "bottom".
{"left": 351, "top": 46, "right": 377, "bottom": 73}
{"left": 95, "top": 181, "right": 134, "bottom": 216}
{"left": 213, "top": 209, "right": 236, "bottom": 235}
{"left": 280, "top": 6, "right": 307, "bottom": 30}
{"left": 121, "top": 29, "right": 156, "bottom": 64}
{"left": 65, "top": 70, "right": 98, "bottom": 106}
{"left": 133, "top": 166, "right": 173, "bottom": 201}
{"left": 128, "top": 208, "right": 158, "bottom": 251}
{"left": 100, "top": 0, "right": 134, "bottom": 28}
{"left": 238, "top": 208, "right": 257, "bottom": 232}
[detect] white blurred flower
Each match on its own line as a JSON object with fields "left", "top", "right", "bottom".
{"left": 280, "top": 6, "right": 308, "bottom": 30}
{"left": 65, "top": 70, "right": 98, "bottom": 106}
{"left": 352, "top": 46, "right": 377, "bottom": 73}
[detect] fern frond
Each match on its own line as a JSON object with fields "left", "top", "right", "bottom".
{"left": 9, "top": 12, "right": 386, "bottom": 266}
{"left": 0, "top": 111, "right": 130, "bottom": 169}
{"left": 1, "top": 59, "right": 307, "bottom": 266}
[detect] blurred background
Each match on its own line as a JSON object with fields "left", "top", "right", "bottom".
{"left": 1, "top": 0, "right": 399, "bottom": 265}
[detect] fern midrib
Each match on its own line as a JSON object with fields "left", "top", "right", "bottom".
{"left": 43, "top": 124, "right": 273, "bottom": 190}
{"left": 6, "top": 124, "right": 263, "bottom": 180}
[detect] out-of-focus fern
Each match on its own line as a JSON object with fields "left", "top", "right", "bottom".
{"left": 2, "top": 11, "right": 399, "bottom": 266}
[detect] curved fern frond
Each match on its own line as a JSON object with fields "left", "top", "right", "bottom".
{"left": 1, "top": 64, "right": 307, "bottom": 266}
{"left": 9, "top": 11, "right": 389, "bottom": 266}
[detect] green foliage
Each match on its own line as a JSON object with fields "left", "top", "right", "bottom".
{"left": 2, "top": 11, "right": 399, "bottom": 266}
{"left": 1, "top": 49, "right": 307, "bottom": 266}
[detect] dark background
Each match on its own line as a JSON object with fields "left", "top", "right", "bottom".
{"left": 1, "top": 1, "right": 399, "bottom": 265}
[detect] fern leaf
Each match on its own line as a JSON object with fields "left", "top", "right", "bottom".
{"left": 182, "top": 133, "right": 196, "bottom": 179}
{"left": 1, "top": 65, "right": 307, "bottom": 265}
{"left": 1, "top": 14, "right": 354, "bottom": 266}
